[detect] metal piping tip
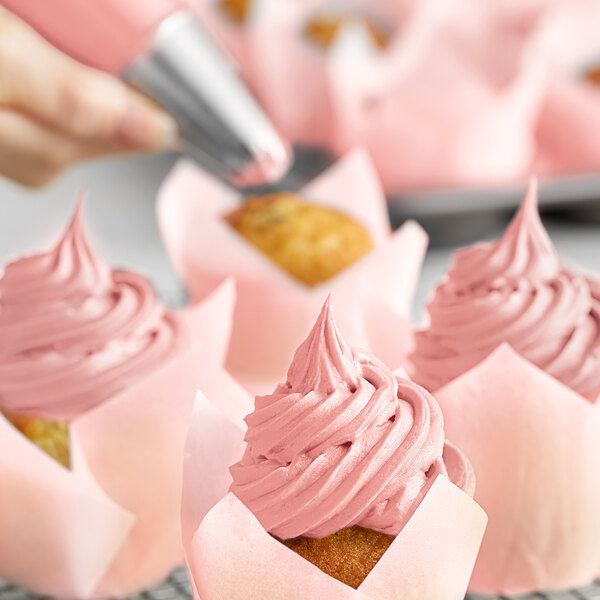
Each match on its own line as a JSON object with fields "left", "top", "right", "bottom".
{"left": 231, "top": 141, "right": 293, "bottom": 188}
{"left": 125, "top": 11, "right": 292, "bottom": 186}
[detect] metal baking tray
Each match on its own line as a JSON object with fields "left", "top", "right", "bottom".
{"left": 243, "top": 146, "right": 600, "bottom": 246}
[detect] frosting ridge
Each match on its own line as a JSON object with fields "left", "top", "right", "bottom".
{"left": 0, "top": 201, "right": 183, "bottom": 419}
{"left": 412, "top": 180, "right": 600, "bottom": 397}
{"left": 230, "top": 297, "right": 473, "bottom": 539}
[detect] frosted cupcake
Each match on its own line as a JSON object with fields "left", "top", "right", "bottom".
{"left": 181, "top": 298, "right": 487, "bottom": 599}
{"left": 411, "top": 180, "right": 600, "bottom": 398}
{"left": 408, "top": 182, "right": 600, "bottom": 594}
{"left": 0, "top": 201, "right": 235, "bottom": 598}
{"left": 0, "top": 202, "right": 186, "bottom": 420}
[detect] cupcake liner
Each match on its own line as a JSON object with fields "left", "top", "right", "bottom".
{"left": 535, "top": 80, "right": 600, "bottom": 176}
{"left": 245, "top": 0, "right": 339, "bottom": 147}
{"left": 182, "top": 392, "right": 487, "bottom": 600}
{"left": 180, "top": 389, "right": 250, "bottom": 555}
{"left": 0, "top": 281, "right": 236, "bottom": 598}
{"left": 157, "top": 150, "right": 427, "bottom": 394}
{"left": 0, "top": 414, "right": 133, "bottom": 599}
{"left": 434, "top": 344, "right": 600, "bottom": 595}
{"left": 180, "top": 278, "right": 236, "bottom": 366}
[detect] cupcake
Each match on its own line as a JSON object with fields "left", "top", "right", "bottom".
{"left": 229, "top": 297, "right": 475, "bottom": 587}
{"left": 411, "top": 180, "right": 600, "bottom": 399}
{"left": 181, "top": 298, "right": 487, "bottom": 599}
{"left": 0, "top": 201, "right": 236, "bottom": 598}
{"left": 158, "top": 150, "right": 426, "bottom": 392}
{"left": 406, "top": 182, "right": 600, "bottom": 594}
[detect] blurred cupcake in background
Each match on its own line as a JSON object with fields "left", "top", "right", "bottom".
{"left": 158, "top": 150, "right": 427, "bottom": 393}
{"left": 331, "top": 0, "right": 547, "bottom": 192}
{"left": 194, "top": 0, "right": 600, "bottom": 194}
{"left": 408, "top": 181, "right": 600, "bottom": 594}
{"left": 193, "top": 0, "right": 401, "bottom": 149}
{"left": 0, "top": 201, "right": 237, "bottom": 598}
{"left": 181, "top": 298, "right": 487, "bottom": 599}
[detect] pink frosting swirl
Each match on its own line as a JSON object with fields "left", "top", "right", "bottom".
{"left": 229, "top": 298, "right": 474, "bottom": 539}
{"left": 412, "top": 181, "right": 600, "bottom": 398}
{"left": 0, "top": 202, "right": 184, "bottom": 419}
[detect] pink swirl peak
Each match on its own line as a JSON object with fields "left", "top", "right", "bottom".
{"left": 445, "top": 180, "right": 559, "bottom": 291}
{"left": 412, "top": 180, "right": 600, "bottom": 397}
{"left": 0, "top": 201, "right": 183, "bottom": 419}
{"left": 286, "top": 298, "right": 358, "bottom": 395}
{"left": 229, "top": 297, "right": 474, "bottom": 540}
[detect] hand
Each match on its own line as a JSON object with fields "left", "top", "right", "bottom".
{"left": 0, "top": 9, "right": 179, "bottom": 187}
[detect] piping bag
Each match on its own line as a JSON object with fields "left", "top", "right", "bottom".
{"left": 0, "top": 0, "right": 292, "bottom": 187}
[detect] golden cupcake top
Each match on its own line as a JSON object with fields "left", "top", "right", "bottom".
{"left": 217, "top": 0, "right": 253, "bottom": 25}
{"left": 282, "top": 525, "right": 393, "bottom": 589}
{"left": 226, "top": 192, "right": 375, "bottom": 286}
{"left": 6, "top": 413, "right": 70, "bottom": 468}
{"left": 584, "top": 64, "right": 600, "bottom": 86}
{"left": 304, "top": 13, "right": 392, "bottom": 52}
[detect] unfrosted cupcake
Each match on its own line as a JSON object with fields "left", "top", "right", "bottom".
{"left": 225, "top": 191, "right": 375, "bottom": 287}
{"left": 228, "top": 297, "right": 474, "bottom": 588}
{"left": 158, "top": 151, "right": 426, "bottom": 392}
{"left": 411, "top": 181, "right": 600, "bottom": 398}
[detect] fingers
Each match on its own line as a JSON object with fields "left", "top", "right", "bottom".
{"left": 0, "top": 10, "right": 179, "bottom": 150}
{"left": 0, "top": 109, "right": 135, "bottom": 188}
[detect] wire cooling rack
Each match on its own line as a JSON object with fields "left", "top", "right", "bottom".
{"left": 1, "top": 568, "right": 600, "bottom": 600}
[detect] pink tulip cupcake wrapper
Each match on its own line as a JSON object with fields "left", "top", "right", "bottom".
{"left": 181, "top": 388, "right": 487, "bottom": 600}
{"left": 404, "top": 179, "right": 600, "bottom": 594}
{"left": 0, "top": 280, "right": 237, "bottom": 599}
{"left": 433, "top": 344, "right": 600, "bottom": 595}
{"left": 158, "top": 149, "right": 427, "bottom": 394}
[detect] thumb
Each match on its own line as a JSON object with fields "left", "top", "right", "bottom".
{"left": 0, "top": 10, "right": 179, "bottom": 149}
